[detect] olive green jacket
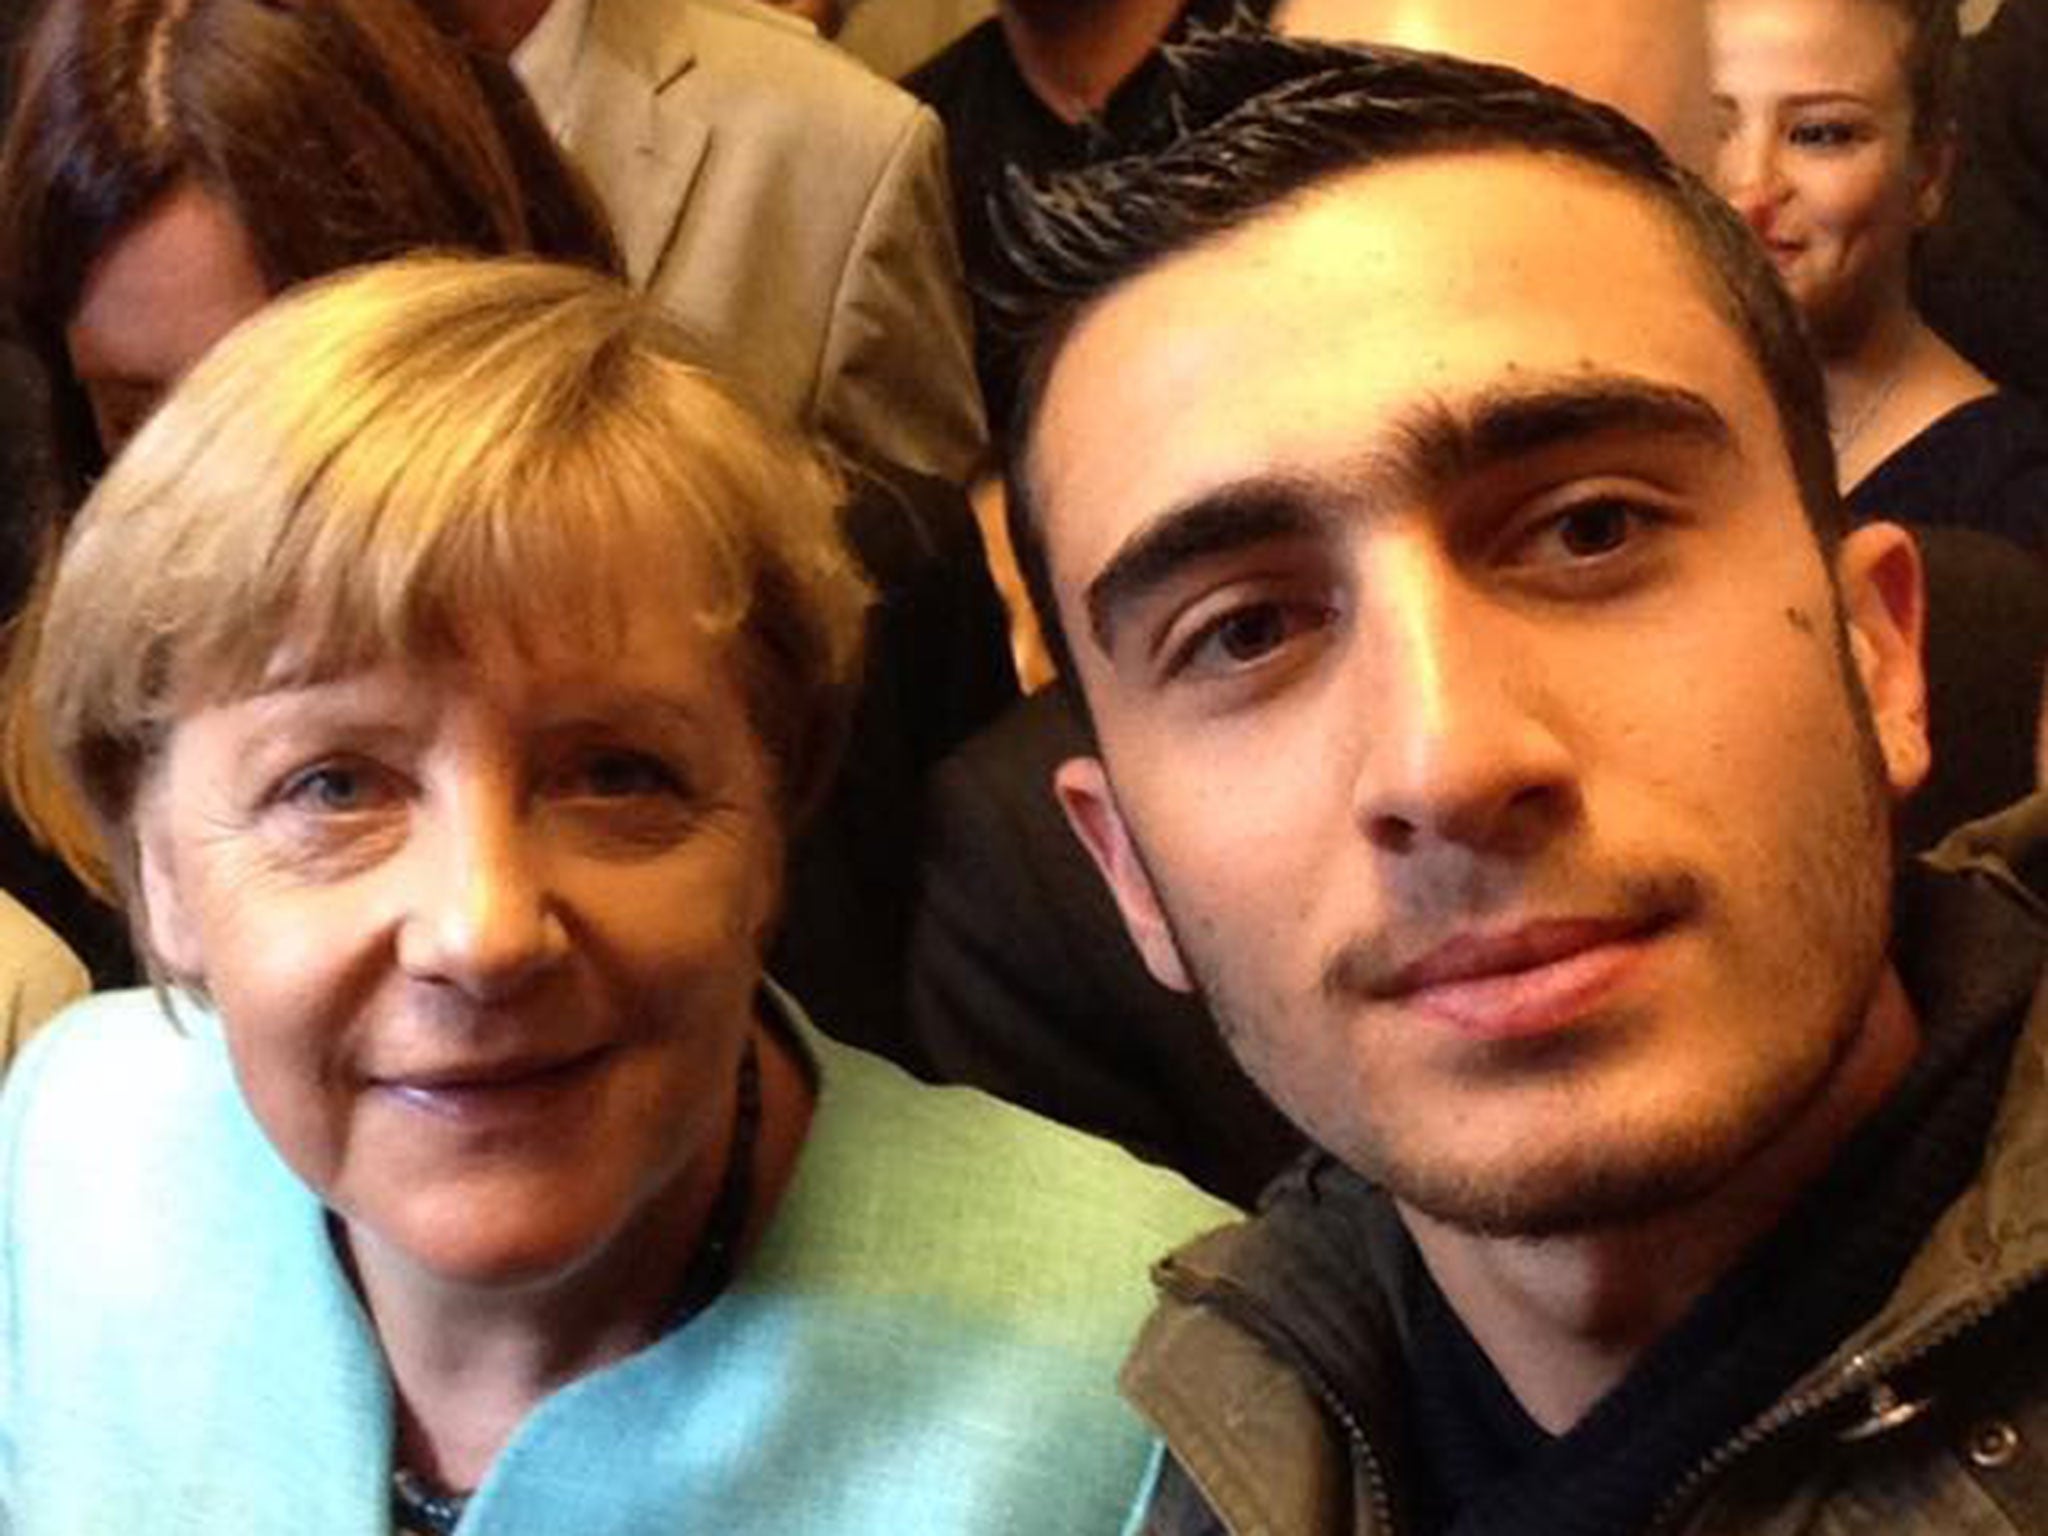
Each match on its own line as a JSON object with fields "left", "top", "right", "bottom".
{"left": 1122, "top": 795, "right": 2048, "bottom": 1536}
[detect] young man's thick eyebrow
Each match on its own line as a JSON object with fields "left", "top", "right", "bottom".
{"left": 1080, "top": 377, "right": 1731, "bottom": 656}
{"left": 1406, "top": 376, "right": 1736, "bottom": 485}
{"left": 1084, "top": 480, "right": 1332, "bottom": 656}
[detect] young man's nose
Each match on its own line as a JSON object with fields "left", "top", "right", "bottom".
{"left": 1348, "top": 547, "right": 1579, "bottom": 857}
{"left": 396, "top": 788, "right": 569, "bottom": 999}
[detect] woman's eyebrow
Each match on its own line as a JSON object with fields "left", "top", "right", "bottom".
{"left": 1083, "top": 373, "right": 1734, "bottom": 656}
{"left": 530, "top": 691, "right": 717, "bottom": 739}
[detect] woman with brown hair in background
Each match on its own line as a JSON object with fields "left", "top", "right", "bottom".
{"left": 1710, "top": 0, "right": 2048, "bottom": 546}
{"left": 0, "top": 0, "right": 620, "bottom": 995}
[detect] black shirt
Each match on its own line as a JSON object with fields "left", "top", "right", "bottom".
{"left": 905, "top": 0, "right": 1273, "bottom": 444}
{"left": 1848, "top": 391, "right": 2048, "bottom": 549}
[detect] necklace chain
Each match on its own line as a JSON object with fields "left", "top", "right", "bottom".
{"left": 1832, "top": 334, "right": 1911, "bottom": 459}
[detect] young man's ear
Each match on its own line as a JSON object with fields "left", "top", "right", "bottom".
{"left": 1052, "top": 755, "right": 1195, "bottom": 994}
{"left": 1835, "top": 520, "right": 1929, "bottom": 800}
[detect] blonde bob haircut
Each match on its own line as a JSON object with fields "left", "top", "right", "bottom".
{"left": 22, "top": 255, "right": 871, "bottom": 903}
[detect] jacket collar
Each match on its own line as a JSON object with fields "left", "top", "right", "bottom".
{"left": 587, "top": 0, "right": 697, "bottom": 84}
{"left": 533, "top": 0, "right": 708, "bottom": 285}
{"left": 1122, "top": 1158, "right": 1413, "bottom": 1534}
{"left": 1793, "top": 796, "right": 2048, "bottom": 1398}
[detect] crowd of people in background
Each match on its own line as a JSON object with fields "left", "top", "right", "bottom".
{"left": 0, "top": 0, "right": 2042, "bottom": 1532}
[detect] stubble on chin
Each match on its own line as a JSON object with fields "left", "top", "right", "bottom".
{"left": 1166, "top": 726, "right": 1897, "bottom": 1243}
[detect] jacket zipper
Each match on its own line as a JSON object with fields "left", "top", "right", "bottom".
{"left": 1645, "top": 1262, "right": 2048, "bottom": 1534}
{"left": 1167, "top": 1271, "right": 1403, "bottom": 1535}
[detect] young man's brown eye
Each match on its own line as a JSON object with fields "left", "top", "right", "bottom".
{"left": 1557, "top": 502, "right": 1634, "bottom": 557}
{"left": 1216, "top": 604, "right": 1292, "bottom": 662}
{"left": 1167, "top": 594, "right": 1337, "bottom": 682}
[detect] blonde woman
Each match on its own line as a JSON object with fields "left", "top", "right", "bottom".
{"left": 0, "top": 257, "right": 1226, "bottom": 1535}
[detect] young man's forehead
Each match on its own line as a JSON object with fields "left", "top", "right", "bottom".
{"left": 1030, "top": 150, "right": 1766, "bottom": 561}
{"left": 1058, "top": 151, "right": 1721, "bottom": 350}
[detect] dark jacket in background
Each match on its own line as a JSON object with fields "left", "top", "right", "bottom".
{"left": 906, "top": 686, "right": 1303, "bottom": 1207}
{"left": 773, "top": 462, "right": 1018, "bottom": 1058}
{"left": 1849, "top": 395, "right": 2048, "bottom": 550}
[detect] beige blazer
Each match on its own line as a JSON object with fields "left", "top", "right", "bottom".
{"left": 529, "top": 0, "right": 986, "bottom": 481}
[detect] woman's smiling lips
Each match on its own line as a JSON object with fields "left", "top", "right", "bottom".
{"left": 370, "top": 1046, "right": 614, "bottom": 1126}
{"left": 1375, "top": 917, "right": 1673, "bottom": 1040}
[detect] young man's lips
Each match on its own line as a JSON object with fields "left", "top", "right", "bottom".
{"left": 1377, "top": 918, "right": 1670, "bottom": 1040}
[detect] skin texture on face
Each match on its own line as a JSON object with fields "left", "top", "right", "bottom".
{"left": 135, "top": 580, "right": 785, "bottom": 1296}
{"left": 65, "top": 183, "right": 272, "bottom": 457}
{"left": 1037, "top": 153, "right": 1928, "bottom": 1240}
{"left": 1708, "top": 0, "right": 1942, "bottom": 353}
{"left": 1275, "top": 0, "right": 1719, "bottom": 172}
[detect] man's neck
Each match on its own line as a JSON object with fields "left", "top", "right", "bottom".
{"left": 999, "top": 0, "right": 1188, "bottom": 123}
{"left": 442, "top": 0, "right": 557, "bottom": 53}
{"left": 1403, "top": 967, "right": 1922, "bottom": 1433}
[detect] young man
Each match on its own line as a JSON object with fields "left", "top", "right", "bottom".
{"left": 997, "top": 32, "right": 2047, "bottom": 1535}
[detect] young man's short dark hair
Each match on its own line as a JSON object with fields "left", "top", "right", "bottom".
{"left": 989, "top": 29, "right": 1839, "bottom": 693}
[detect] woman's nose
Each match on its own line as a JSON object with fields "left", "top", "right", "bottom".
{"left": 396, "top": 790, "right": 569, "bottom": 999}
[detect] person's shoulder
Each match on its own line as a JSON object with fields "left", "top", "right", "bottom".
{"left": 1939, "top": 390, "right": 2048, "bottom": 453}
{"left": 816, "top": 1023, "right": 1237, "bottom": 1231}
{"left": 1, "top": 988, "right": 237, "bottom": 1180}
{"left": 5, "top": 987, "right": 206, "bottom": 1101}
{"left": 1924, "top": 790, "right": 2048, "bottom": 907}
{"left": 780, "top": 1013, "right": 1237, "bottom": 1306}
{"left": 1858, "top": 392, "right": 2048, "bottom": 545}
{"left": 1, "top": 990, "right": 269, "bottom": 1342}
{"left": 0, "top": 890, "right": 89, "bottom": 1065}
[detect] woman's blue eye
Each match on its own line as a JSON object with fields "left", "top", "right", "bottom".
{"left": 281, "top": 764, "right": 377, "bottom": 812}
